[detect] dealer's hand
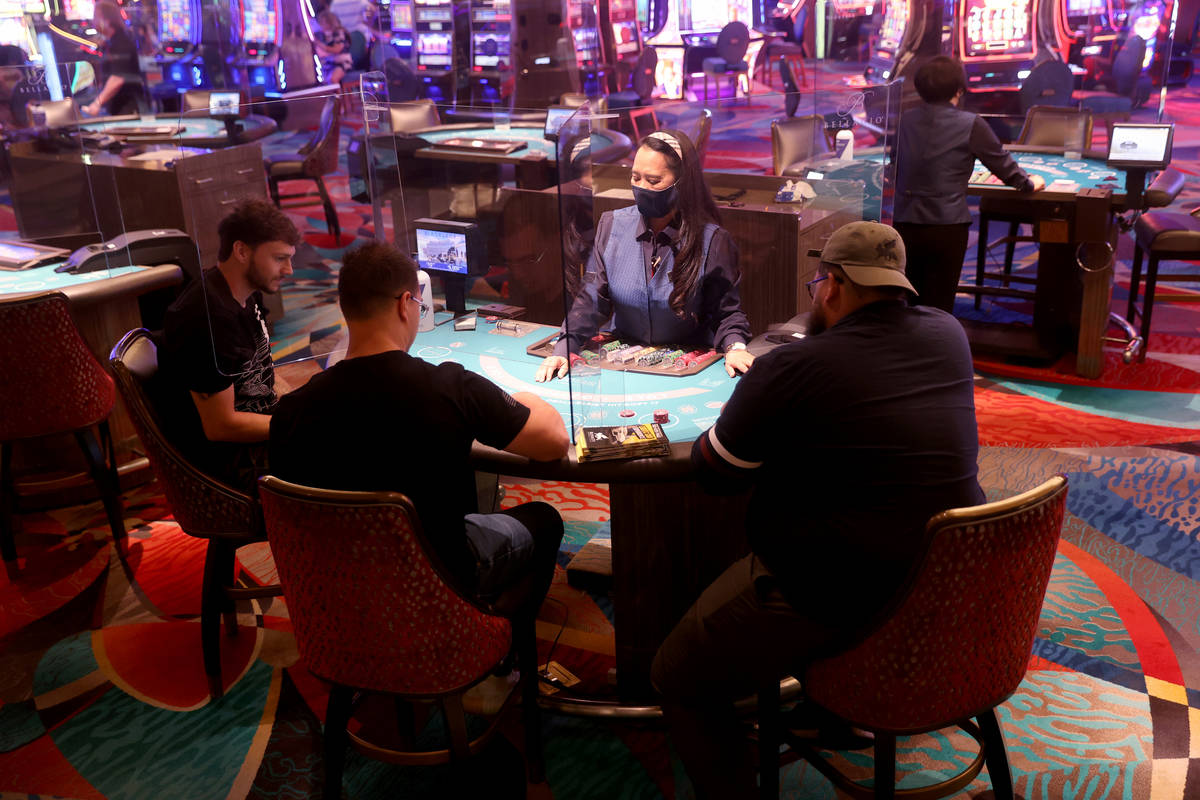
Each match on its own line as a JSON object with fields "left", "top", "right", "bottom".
{"left": 82, "top": 102, "right": 101, "bottom": 117}
{"left": 724, "top": 348, "right": 755, "bottom": 376}
{"left": 1028, "top": 174, "right": 1046, "bottom": 192}
{"left": 536, "top": 355, "right": 569, "bottom": 382}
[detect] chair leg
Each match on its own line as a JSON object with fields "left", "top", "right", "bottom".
{"left": 0, "top": 442, "right": 15, "bottom": 562}
{"left": 315, "top": 177, "right": 341, "bottom": 243}
{"left": 74, "top": 422, "right": 126, "bottom": 554}
{"left": 873, "top": 732, "right": 896, "bottom": 799}
{"left": 1139, "top": 254, "right": 1160, "bottom": 360}
{"left": 977, "top": 709, "right": 1015, "bottom": 800}
{"left": 324, "top": 685, "right": 355, "bottom": 800}
{"left": 442, "top": 693, "right": 472, "bottom": 762}
{"left": 757, "top": 680, "right": 781, "bottom": 800}
{"left": 1002, "top": 221, "right": 1019, "bottom": 284}
{"left": 1127, "top": 244, "right": 1145, "bottom": 323}
{"left": 201, "top": 538, "right": 236, "bottom": 699}
{"left": 516, "top": 614, "right": 545, "bottom": 783}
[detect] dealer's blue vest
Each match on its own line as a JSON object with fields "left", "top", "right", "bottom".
{"left": 603, "top": 205, "right": 718, "bottom": 346}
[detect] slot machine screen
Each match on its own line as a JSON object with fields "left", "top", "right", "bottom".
{"left": 158, "top": 0, "right": 196, "bottom": 44}
{"left": 878, "top": 0, "right": 909, "bottom": 51}
{"left": 418, "top": 31, "right": 452, "bottom": 65}
{"left": 391, "top": 2, "right": 412, "bottom": 28}
{"left": 686, "top": 4, "right": 728, "bottom": 31}
{"left": 962, "top": 0, "right": 1033, "bottom": 58}
{"left": 62, "top": 0, "right": 92, "bottom": 20}
{"left": 472, "top": 32, "right": 509, "bottom": 68}
{"left": 612, "top": 20, "right": 639, "bottom": 53}
{"left": 242, "top": 0, "right": 277, "bottom": 43}
{"left": 1065, "top": 0, "right": 1105, "bottom": 14}
{"left": 572, "top": 26, "right": 600, "bottom": 61}
{"left": 1131, "top": 1, "right": 1162, "bottom": 68}
{"left": 0, "top": 16, "right": 29, "bottom": 49}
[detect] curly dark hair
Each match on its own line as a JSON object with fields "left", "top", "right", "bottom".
{"left": 216, "top": 198, "right": 301, "bottom": 261}
{"left": 637, "top": 130, "right": 721, "bottom": 320}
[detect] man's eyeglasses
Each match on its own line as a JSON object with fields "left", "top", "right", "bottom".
{"left": 396, "top": 292, "right": 429, "bottom": 319}
{"left": 805, "top": 273, "right": 829, "bottom": 301}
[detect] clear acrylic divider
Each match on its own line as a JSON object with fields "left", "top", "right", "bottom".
{"left": 0, "top": 62, "right": 124, "bottom": 290}
{"left": 178, "top": 86, "right": 343, "bottom": 382}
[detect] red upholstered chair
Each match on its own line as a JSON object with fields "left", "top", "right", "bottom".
{"left": 109, "top": 328, "right": 282, "bottom": 699}
{"left": 258, "top": 475, "right": 544, "bottom": 797}
{"left": 0, "top": 292, "right": 125, "bottom": 563}
{"left": 758, "top": 475, "right": 1068, "bottom": 799}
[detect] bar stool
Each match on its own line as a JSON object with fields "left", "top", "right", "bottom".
{"left": 1126, "top": 208, "right": 1200, "bottom": 359}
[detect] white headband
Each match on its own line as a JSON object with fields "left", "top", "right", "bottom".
{"left": 648, "top": 131, "right": 683, "bottom": 158}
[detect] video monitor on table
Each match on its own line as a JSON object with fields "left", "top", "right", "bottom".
{"left": 544, "top": 105, "right": 574, "bottom": 141}
{"left": 415, "top": 219, "right": 486, "bottom": 276}
{"left": 1107, "top": 123, "right": 1173, "bottom": 169}
{"left": 208, "top": 91, "right": 240, "bottom": 118}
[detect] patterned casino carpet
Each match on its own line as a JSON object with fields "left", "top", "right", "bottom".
{"left": 2, "top": 68, "right": 1200, "bottom": 798}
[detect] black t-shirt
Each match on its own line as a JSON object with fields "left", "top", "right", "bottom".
{"left": 704, "top": 300, "right": 985, "bottom": 624}
{"left": 157, "top": 268, "right": 276, "bottom": 483}
{"left": 268, "top": 350, "right": 531, "bottom": 584}
{"left": 98, "top": 27, "right": 143, "bottom": 115}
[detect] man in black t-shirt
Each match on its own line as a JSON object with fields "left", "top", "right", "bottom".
{"left": 82, "top": 1, "right": 144, "bottom": 116}
{"left": 158, "top": 199, "right": 300, "bottom": 490}
{"left": 652, "top": 221, "right": 985, "bottom": 799}
{"left": 269, "top": 241, "right": 569, "bottom": 611}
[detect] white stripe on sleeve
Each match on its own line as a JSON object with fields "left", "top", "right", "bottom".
{"left": 707, "top": 426, "right": 763, "bottom": 470}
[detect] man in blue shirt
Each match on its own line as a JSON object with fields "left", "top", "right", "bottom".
{"left": 893, "top": 55, "right": 1045, "bottom": 311}
{"left": 653, "top": 221, "right": 985, "bottom": 799}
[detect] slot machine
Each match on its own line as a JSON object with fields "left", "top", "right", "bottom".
{"left": 156, "top": 0, "right": 206, "bottom": 89}
{"left": 648, "top": 0, "right": 756, "bottom": 99}
{"left": 0, "top": 0, "right": 38, "bottom": 59}
{"left": 468, "top": 0, "right": 511, "bottom": 104}
{"left": 866, "top": 0, "right": 910, "bottom": 80}
{"left": 378, "top": 0, "right": 414, "bottom": 59}
{"left": 1050, "top": 0, "right": 1113, "bottom": 76}
{"left": 957, "top": 0, "right": 1037, "bottom": 90}
{"left": 824, "top": 0, "right": 874, "bottom": 61}
{"left": 601, "top": 0, "right": 641, "bottom": 91}
{"left": 238, "top": 0, "right": 284, "bottom": 90}
{"left": 1127, "top": 0, "right": 1168, "bottom": 75}
{"left": 566, "top": 0, "right": 606, "bottom": 95}
{"left": 414, "top": 0, "right": 458, "bottom": 101}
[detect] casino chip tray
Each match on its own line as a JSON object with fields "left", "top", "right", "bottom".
{"left": 525, "top": 333, "right": 721, "bottom": 376}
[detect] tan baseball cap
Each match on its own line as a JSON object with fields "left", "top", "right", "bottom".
{"left": 807, "top": 221, "right": 915, "bottom": 294}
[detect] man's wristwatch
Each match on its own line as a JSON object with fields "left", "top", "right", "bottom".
{"left": 725, "top": 342, "right": 747, "bottom": 354}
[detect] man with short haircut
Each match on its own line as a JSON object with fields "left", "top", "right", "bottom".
{"left": 269, "top": 241, "right": 569, "bottom": 613}
{"left": 653, "top": 221, "right": 985, "bottom": 799}
{"left": 158, "top": 198, "right": 300, "bottom": 490}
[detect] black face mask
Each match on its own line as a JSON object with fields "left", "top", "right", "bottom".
{"left": 633, "top": 184, "right": 678, "bottom": 220}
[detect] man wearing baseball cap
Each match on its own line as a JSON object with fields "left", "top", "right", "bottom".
{"left": 652, "top": 221, "right": 985, "bottom": 799}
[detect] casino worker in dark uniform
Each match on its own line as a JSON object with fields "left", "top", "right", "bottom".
{"left": 893, "top": 55, "right": 1045, "bottom": 312}
{"left": 82, "top": 1, "right": 144, "bottom": 117}
{"left": 535, "top": 129, "right": 754, "bottom": 381}
{"left": 268, "top": 241, "right": 568, "bottom": 618}
{"left": 157, "top": 199, "right": 300, "bottom": 491}
{"left": 652, "top": 221, "right": 985, "bottom": 799}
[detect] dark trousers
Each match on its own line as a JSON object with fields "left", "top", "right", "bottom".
{"left": 651, "top": 554, "right": 838, "bottom": 800}
{"left": 895, "top": 222, "right": 972, "bottom": 313}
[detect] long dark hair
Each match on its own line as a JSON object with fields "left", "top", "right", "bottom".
{"left": 638, "top": 129, "right": 721, "bottom": 319}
